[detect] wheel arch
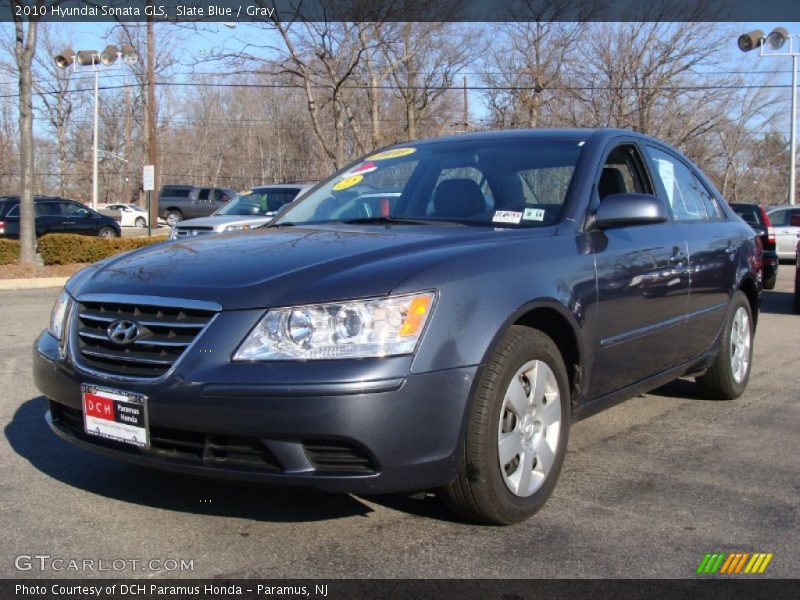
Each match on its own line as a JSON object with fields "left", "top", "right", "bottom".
{"left": 738, "top": 275, "right": 759, "bottom": 328}
{"left": 478, "top": 300, "right": 585, "bottom": 412}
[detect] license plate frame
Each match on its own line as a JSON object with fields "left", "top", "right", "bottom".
{"left": 81, "top": 384, "right": 149, "bottom": 448}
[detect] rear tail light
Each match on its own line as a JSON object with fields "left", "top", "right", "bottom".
{"left": 0, "top": 220, "right": 5, "bottom": 234}
{"left": 759, "top": 206, "right": 776, "bottom": 245}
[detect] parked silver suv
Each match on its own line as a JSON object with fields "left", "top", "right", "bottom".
{"left": 169, "top": 183, "right": 315, "bottom": 240}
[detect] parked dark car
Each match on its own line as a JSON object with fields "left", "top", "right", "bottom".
{"left": 157, "top": 185, "right": 236, "bottom": 226}
{"left": 0, "top": 196, "right": 121, "bottom": 239}
{"left": 730, "top": 203, "right": 778, "bottom": 290}
{"left": 34, "top": 129, "right": 760, "bottom": 525}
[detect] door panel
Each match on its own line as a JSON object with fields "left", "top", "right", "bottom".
{"left": 590, "top": 225, "right": 689, "bottom": 398}
{"left": 680, "top": 222, "right": 739, "bottom": 358}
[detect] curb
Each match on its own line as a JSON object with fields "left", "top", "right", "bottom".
{"left": 0, "top": 277, "right": 68, "bottom": 291}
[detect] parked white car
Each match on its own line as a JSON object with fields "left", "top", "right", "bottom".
{"left": 99, "top": 203, "right": 163, "bottom": 228}
{"left": 169, "top": 184, "right": 315, "bottom": 239}
{"left": 766, "top": 205, "right": 800, "bottom": 259}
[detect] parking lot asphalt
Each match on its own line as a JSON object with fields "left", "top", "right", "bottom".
{"left": 0, "top": 269, "right": 797, "bottom": 579}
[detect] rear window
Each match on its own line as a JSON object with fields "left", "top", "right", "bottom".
{"left": 161, "top": 187, "right": 192, "bottom": 198}
{"left": 731, "top": 204, "right": 762, "bottom": 226}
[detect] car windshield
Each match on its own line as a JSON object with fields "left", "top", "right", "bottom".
{"left": 216, "top": 189, "right": 297, "bottom": 216}
{"left": 274, "top": 138, "right": 585, "bottom": 227}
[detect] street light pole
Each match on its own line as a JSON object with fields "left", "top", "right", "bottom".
{"left": 92, "top": 63, "right": 99, "bottom": 211}
{"left": 55, "top": 45, "right": 138, "bottom": 210}
{"left": 790, "top": 52, "right": 797, "bottom": 206}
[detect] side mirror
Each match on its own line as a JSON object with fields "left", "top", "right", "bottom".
{"left": 594, "top": 193, "right": 668, "bottom": 229}
{"left": 790, "top": 214, "right": 800, "bottom": 227}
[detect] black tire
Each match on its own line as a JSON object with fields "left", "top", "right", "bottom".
{"left": 97, "top": 226, "right": 118, "bottom": 238}
{"left": 695, "top": 291, "right": 753, "bottom": 400}
{"left": 439, "top": 326, "right": 571, "bottom": 525}
{"left": 763, "top": 273, "right": 776, "bottom": 291}
{"left": 134, "top": 216, "right": 146, "bottom": 229}
{"left": 165, "top": 210, "right": 183, "bottom": 226}
{"left": 793, "top": 286, "right": 800, "bottom": 314}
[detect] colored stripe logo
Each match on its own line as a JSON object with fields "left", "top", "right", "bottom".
{"left": 696, "top": 552, "right": 773, "bottom": 574}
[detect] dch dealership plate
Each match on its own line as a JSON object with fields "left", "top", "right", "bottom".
{"left": 81, "top": 384, "right": 149, "bottom": 448}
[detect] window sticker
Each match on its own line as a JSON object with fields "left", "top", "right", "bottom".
{"left": 655, "top": 158, "right": 675, "bottom": 205}
{"left": 343, "top": 161, "right": 378, "bottom": 177}
{"left": 367, "top": 147, "right": 416, "bottom": 161}
{"left": 523, "top": 208, "right": 546, "bottom": 221}
{"left": 492, "top": 210, "right": 523, "bottom": 224}
{"left": 332, "top": 174, "right": 364, "bottom": 191}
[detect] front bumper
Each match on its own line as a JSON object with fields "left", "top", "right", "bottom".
{"left": 34, "top": 331, "right": 477, "bottom": 494}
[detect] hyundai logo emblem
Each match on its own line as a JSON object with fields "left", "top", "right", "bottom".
{"left": 107, "top": 320, "right": 140, "bottom": 345}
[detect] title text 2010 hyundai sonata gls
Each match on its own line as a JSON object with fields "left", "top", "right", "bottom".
{"left": 34, "top": 129, "right": 759, "bottom": 524}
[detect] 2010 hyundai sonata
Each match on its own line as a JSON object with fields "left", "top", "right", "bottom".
{"left": 34, "top": 129, "right": 759, "bottom": 524}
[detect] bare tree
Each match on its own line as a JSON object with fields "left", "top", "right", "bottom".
{"left": 383, "top": 23, "right": 480, "bottom": 140}
{"left": 31, "top": 23, "right": 80, "bottom": 197}
{"left": 11, "top": 0, "right": 41, "bottom": 265}
{"left": 481, "top": 1, "right": 595, "bottom": 129}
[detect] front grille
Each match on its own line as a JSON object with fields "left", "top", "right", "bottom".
{"left": 303, "top": 440, "right": 375, "bottom": 474}
{"left": 74, "top": 299, "right": 215, "bottom": 378}
{"left": 50, "top": 402, "right": 282, "bottom": 473}
{"left": 174, "top": 227, "right": 213, "bottom": 238}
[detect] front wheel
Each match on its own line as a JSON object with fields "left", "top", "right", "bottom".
{"left": 97, "top": 226, "right": 117, "bottom": 238}
{"left": 439, "top": 326, "right": 570, "bottom": 525}
{"left": 134, "top": 216, "right": 146, "bottom": 229}
{"left": 165, "top": 210, "right": 183, "bottom": 227}
{"left": 695, "top": 291, "right": 753, "bottom": 399}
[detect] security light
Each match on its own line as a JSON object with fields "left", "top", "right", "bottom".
{"left": 737, "top": 29, "right": 764, "bottom": 52}
{"left": 100, "top": 45, "right": 119, "bottom": 66}
{"left": 766, "top": 27, "right": 789, "bottom": 51}
{"left": 76, "top": 50, "right": 99, "bottom": 66}
{"left": 120, "top": 43, "right": 139, "bottom": 66}
{"left": 54, "top": 48, "right": 75, "bottom": 68}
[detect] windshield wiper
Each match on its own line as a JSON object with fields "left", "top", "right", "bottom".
{"left": 340, "top": 216, "right": 463, "bottom": 226}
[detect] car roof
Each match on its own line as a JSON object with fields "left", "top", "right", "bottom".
{"left": 406, "top": 127, "right": 666, "bottom": 148}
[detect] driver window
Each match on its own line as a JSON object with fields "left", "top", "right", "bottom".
{"left": 598, "top": 145, "right": 647, "bottom": 201}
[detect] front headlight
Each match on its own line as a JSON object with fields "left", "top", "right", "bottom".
{"left": 48, "top": 289, "right": 72, "bottom": 341}
{"left": 223, "top": 223, "right": 251, "bottom": 233}
{"left": 233, "top": 291, "right": 436, "bottom": 361}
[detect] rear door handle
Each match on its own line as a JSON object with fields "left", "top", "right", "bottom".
{"left": 669, "top": 247, "right": 687, "bottom": 264}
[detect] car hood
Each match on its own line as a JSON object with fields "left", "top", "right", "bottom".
{"left": 175, "top": 215, "right": 272, "bottom": 229}
{"left": 71, "top": 224, "right": 544, "bottom": 310}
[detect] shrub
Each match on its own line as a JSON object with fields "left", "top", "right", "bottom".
{"left": 38, "top": 233, "right": 169, "bottom": 265}
{"left": 0, "top": 239, "right": 20, "bottom": 265}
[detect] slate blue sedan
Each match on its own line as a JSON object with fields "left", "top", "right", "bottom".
{"left": 34, "top": 129, "right": 759, "bottom": 524}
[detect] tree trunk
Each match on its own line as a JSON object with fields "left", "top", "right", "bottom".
{"left": 15, "top": 18, "right": 39, "bottom": 266}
